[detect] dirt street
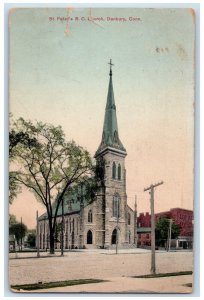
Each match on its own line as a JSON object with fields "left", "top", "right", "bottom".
{"left": 9, "top": 249, "right": 193, "bottom": 293}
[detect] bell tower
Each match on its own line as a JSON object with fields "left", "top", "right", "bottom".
{"left": 95, "top": 60, "right": 128, "bottom": 248}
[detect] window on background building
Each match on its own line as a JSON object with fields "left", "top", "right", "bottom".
{"left": 113, "top": 195, "right": 120, "bottom": 218}
{"left": 146, "top": 234, "right": 149, "bottom": 239}
{"left": 118, "top": 163, "right": 121, "bottom": 180}
{"left": 112, "top": 161, "right": 116, "bottom": 179}
{"left": 88, "top": 210, "right": 93, "bottom": 223}
{"left": 128, "top": 213, "right": 131, "bottom": 225}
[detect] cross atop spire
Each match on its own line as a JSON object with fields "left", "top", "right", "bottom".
{"left": 108, "top": 59, "right": 114, "bottom": 76}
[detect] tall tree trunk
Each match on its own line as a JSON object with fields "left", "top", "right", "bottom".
{"left": 49, "top": 228, "right": 55, "bottom": 254}
{"left": 47, "top": 214, "right": 55, "bottom": 254}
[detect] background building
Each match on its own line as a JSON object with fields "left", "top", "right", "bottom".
{"left": 137, "top": 208, "right": 193, "bottom": 249}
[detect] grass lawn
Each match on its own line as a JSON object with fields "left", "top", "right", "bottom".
{"left": 132, "top": 271, "right": 193, "bottom": 278}
{"left": 11, "top": 278, "right": 107, "bottom": 291}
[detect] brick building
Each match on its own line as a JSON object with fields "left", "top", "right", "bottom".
{"left": 137, "top": 208, "right": 193, "bottom": 249}
{"left": 38, "top": 63, "right": 136, "bottom": 250}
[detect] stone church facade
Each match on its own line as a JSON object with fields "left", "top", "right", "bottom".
{"left": 38, "top": 63, "right": 136, "bottom": 249}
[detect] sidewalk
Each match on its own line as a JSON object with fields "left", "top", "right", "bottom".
{"left": 9, "top": 248, "right": 192, "bottom": 259}
{"left": 9, "top": 248, "right": 151, "bottom": 259}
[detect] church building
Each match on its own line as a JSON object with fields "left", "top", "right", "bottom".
{"left": 38, "top": 61, "right": 136, "bottom": 249}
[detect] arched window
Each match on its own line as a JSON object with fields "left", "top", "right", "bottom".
{"left": 112, "top": 162, "right": 116, "bottom": 179}
{"left": 129, "top": 231, "right": 131, "bottom": 244}
{"left": 118, "top": 163, "right": 121, "bottom": 180}
{"left": 71, "top": 231, "right": 74, "bottom": 249}
{"left": 46, "top": 234, "right": 49, "bottom": 249}
{"left": 66, "top": 219, "right": 68, "bottom": 234}
{"left": 128, "top": 213, "right": 131, "bottom": 225}
{"left": 87, "top": 230, "right": 93, "bottom": 244}
{"left": 113, "top": 195, "right": 120, "bottom": 218}
{"left": 65, "top": 234, "right": 68, "bottom": 249}
{"left": 111, "top": 228, "right": 117, "bottom": 244}
{"left": 39, "top": 233, "right": 42, "bottom": 249}
{"left": 72, "top": 219, "right": 74, "bottom": 232}
{"left": 43, "top": 234, "right": 45, "bottom": 249}
{"left": 113, "top": 130, "right": 118, "bottom": 143}
{"left": 88, "top": 209, "right": 93, "bottom": 223}
{"left": 77, "top": 218, "right": 79, "bottom": 235}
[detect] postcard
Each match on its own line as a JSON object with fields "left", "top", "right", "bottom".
{"left": 9, "top": 7, "right": 195, "bottom": 294}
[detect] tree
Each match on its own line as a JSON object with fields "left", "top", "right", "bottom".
{"left": 27, "top": 232, "right": 36, "bottom": 248}
{"left": 155, "top": 218, "right": 180, "bottom": 247}
{"left": 9, "top": 214, "right": 17, "bottom": 225}
{"left": 9, "top": 173, "right": 22, "bottom": 204}
{"left": 10, "top": 118, "right": 94, "bottom": 254}
{"left": 9, "top": 222, "right": 27, "bottom": 246}
{"left": 9, "top": 117, "right": 39, "bottom": 204}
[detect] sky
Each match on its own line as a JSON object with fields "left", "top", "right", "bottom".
{"left": 9, "top": 8, "right": 195, "bottom": 229}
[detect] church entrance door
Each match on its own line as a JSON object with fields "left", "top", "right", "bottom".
{"left": 111, "top": 228, "right": 117, "bottom": 244}
{"left": 87, "top": 230, "right": 93, "bottom": 244}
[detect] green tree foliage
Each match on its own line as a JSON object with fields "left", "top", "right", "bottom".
{"left": 155, "top": 218, "right": 180, "bottom": 247}
{"left": 9, "top": 173, "right": 22, "bottom": 204}
{"left": 10, "top": 118, "right": 94, "bottom": 254}
{"left": 9, "top": 214, "right": 17, "bottom": 225}
{"left": 9, "top": 130, "right": 38, "bottom": 157}
{"left": 9, "top": 222, "right": 28, "bottom": 245}
{"left": 9, "top": 117, "right": 40, "bottom": 204}
{"left": 27, "top": 233, "right": 36, "bottom": 248}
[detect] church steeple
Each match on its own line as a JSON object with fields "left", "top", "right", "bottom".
{"left": 95, "top": 60, "right": 126, "bottom": 157}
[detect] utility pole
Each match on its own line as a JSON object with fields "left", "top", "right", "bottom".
{"left": 144, "top": 181, "right": 163, "bottom": 275}
{"left": 20, "top": 217, "right": 22, "bottom": 251}
{"left": 36, "top": 211, "right": 40, "bottom": 257}
{"left": 168, "top": 219, "right": 173, "bottom": 252}
{"left": 61, "top": 197, "right": 64, "bottom": 256}
{"left": 134, "top": 195, "right": 137, "bottom": 246}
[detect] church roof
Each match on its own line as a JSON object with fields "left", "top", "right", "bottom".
{"left": 38, "top": 185, "right": 94, "bottom": 221}
{"left": 95, "top": 60, "right": 126, "bottom": 157}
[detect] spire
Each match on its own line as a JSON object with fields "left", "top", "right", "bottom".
{"left": 95, "top": 60, "right": 126, "bottom": 157}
